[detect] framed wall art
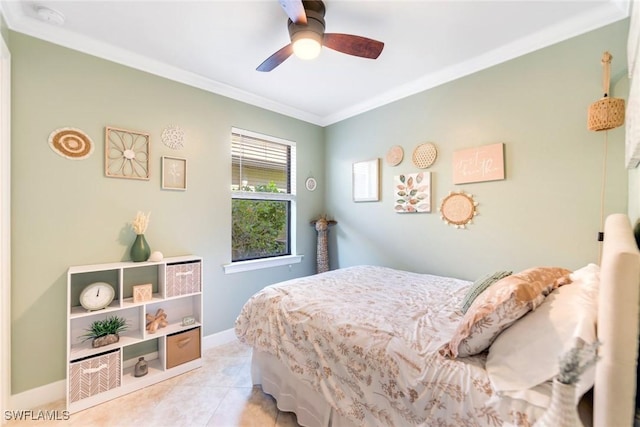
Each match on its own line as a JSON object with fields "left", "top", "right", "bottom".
{"left": 105, "top": 126, "right": 150, "bottom": 180}
{"left": 352, "top": 158, "right": 379, "bottom": 202}
{"left": 452, "top": 143, "right": 505, "bottom": 184}
{"left": 162, "top": 156, "right": 187, "bottom": 190}
{"left": 132, "top": 283, "right": 153, "bottom": 303}
{"left": 394, "top": 172, "right": 431, "bottom": 213}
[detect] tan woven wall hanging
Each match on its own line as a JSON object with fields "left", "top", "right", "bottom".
{"left": 48, "top": 128, "right": 94, "bottom": 160}
{"left": 587, "top": 52, "right": 625, "bottom": 261}
{"left": 588, "top": 52, "right": 625, "bottom": 131}
{"left": 412, "top": 142, "right": 438, "bottom": 168}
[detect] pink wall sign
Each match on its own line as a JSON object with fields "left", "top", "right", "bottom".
{"left": 452, "top": 143, "right": 505, "bottom": 184}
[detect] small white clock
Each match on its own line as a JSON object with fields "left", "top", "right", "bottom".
{"left": 79, "top": 282, "right": 115, "bottom": 311}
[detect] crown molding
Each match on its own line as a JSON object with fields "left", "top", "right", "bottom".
{"left": 1, "top": 1, "right": 630, "bottom": 128}
{"left": 321, "top": 1, "right": 630, "bottom": 126}
{"left": 0, "top": 1, "right": 325, "bottom": 126}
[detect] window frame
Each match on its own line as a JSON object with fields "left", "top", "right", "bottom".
{"left": 224, "top": 128, "right": 302, "bottom": 274}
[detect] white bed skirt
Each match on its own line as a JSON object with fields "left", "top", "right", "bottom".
{"left": 252, "top": 350, "right": 355, "bottom": 427}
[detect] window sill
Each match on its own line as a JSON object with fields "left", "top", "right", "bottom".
{"left": 223, "top": 254, "right": 304, "bottom": 274}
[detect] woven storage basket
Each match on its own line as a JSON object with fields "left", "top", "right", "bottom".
{"left": 588, "top": 97, "right": 625, "bottom": 131}
{"left": 166, "top": 260, "right": 201, "bottom": 297}
{"left": 69, "top": 349, "right": 121, "bottom": 403}
{"left": 588, "top": 52, "right": 625, "bottom": 131}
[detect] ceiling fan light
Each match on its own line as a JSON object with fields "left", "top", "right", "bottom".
{"left": 292, "top": 34, "right": 322, "bottom": 60}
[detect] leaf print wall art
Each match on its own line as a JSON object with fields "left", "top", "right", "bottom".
{"left": 394, "top": 172, "right": 431, "bottom": 213}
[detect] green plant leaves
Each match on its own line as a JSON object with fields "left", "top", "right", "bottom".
{"left": 80, "top": 316, "right": 128, "bottom": 342}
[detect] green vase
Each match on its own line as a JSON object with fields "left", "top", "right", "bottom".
{"left": 130, "top": 234, "right": 151, "bottom": 262}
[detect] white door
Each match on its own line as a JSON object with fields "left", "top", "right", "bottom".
{"left": 0, "top": 34, "right": 11, "bottom": 423}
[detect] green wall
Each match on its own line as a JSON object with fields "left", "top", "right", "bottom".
{"left": 8, "top": 18, "right": 632, "bottom": 396}
{"left": 325, "top": 20, "right": 630, "bottom": 279}
{"left": 9, "top": 32, "right": 324, "bottom": 394}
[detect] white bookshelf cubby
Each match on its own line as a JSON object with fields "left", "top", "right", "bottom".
{"left": 66, "top": 256, "right": 203, "bottom": 413}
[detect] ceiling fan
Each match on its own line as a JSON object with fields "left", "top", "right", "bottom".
{"left": 257, "top": 0, "right": 385, "bottom": 72}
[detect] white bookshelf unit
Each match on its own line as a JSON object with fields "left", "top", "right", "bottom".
{"left": 66, "top": 255, "right": 203, "bottom": 413}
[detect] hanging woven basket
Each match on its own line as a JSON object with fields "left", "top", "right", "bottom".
{"left": 588, "top": 51, "right": 625, "bottom": 131}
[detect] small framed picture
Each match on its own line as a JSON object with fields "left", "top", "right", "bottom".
{"left": 352, "top": 158, "right": 380, "bottom": 202}
{"left": 182, "top": 316, "right": 196, "bottom": 326}
{"left": 132, "top": 283, "right": 153, "bottom": 303}
{"left": 162, "top": 156, "right": 187, "bottom": 190}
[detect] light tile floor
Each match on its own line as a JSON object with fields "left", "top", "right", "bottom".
{"left": 6, "top": 340, "right": 302, "bottom": 427}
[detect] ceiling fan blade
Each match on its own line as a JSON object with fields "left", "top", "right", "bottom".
{"left": 257, "top": 44, "right": 294, "bottom": 72}
{"left": 278, "top": 0, "right": 307, "bottom": 25}
{"left": 323, "top": 33, "right": 384, "bottom": 59}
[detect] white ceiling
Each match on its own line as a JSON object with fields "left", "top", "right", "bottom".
{"left": 0, "top": 0, "right": 631, "bottom": 126}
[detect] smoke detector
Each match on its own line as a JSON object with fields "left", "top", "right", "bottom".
{"left": 35, "top": 6, "right": 65, "bottom": 26}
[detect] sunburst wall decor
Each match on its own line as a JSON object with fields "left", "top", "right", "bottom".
{"left": 439, "top": 191, "right": 478, "bottom": 229}
{"left": 105, "top": 126, "right": 150, "bottom": 180}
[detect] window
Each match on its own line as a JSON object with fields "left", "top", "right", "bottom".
{"left": 230, "top": 128, "right": 297, "bottom": 265}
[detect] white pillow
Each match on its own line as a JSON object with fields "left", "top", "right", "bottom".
{"left": 485, "top": 263, "right": 599, "bottom": 407}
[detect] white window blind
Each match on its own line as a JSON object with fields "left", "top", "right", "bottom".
{"left": 231, "top": 129, "right": 296, "bottom": 196}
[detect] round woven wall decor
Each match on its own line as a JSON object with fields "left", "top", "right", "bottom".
{"left": 48, "top": 128, "right": 94, "bottom": 160}
{"left": 439, "top": 191, "right": 478, "bottom": 229}
{"left": 412, "top": 143, "right": 437, "bottom": 168}
{"left": 385, "top": 145, "right": 404, "bottom": 166}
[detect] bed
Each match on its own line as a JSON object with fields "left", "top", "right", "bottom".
{"left": 235, "top": 213, "right": 640, "bottom": 427}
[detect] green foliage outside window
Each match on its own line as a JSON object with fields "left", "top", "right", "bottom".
{"left": 232, "top": 182, "right": 288, "bottom": 261}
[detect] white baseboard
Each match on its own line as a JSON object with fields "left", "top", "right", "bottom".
{"left": 9, "top": 380, "right": 65, "bottom": 411}
{"left": 8, "top": 328, "right": 237, "bottom": 410}
{"left": 202, "top": 327, "right": 237, "bottom": 349}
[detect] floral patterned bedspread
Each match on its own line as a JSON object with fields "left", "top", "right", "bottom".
{"left": 235, "top": 265, "right": 544, "bottom": 427}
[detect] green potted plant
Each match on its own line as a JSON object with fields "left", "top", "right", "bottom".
{"left": 80, "top": 315, "right": 128, "bottom": 348}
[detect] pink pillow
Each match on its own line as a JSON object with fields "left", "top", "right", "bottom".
{"left": 440, "top": 267, "right": 572, "bottom": 358}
